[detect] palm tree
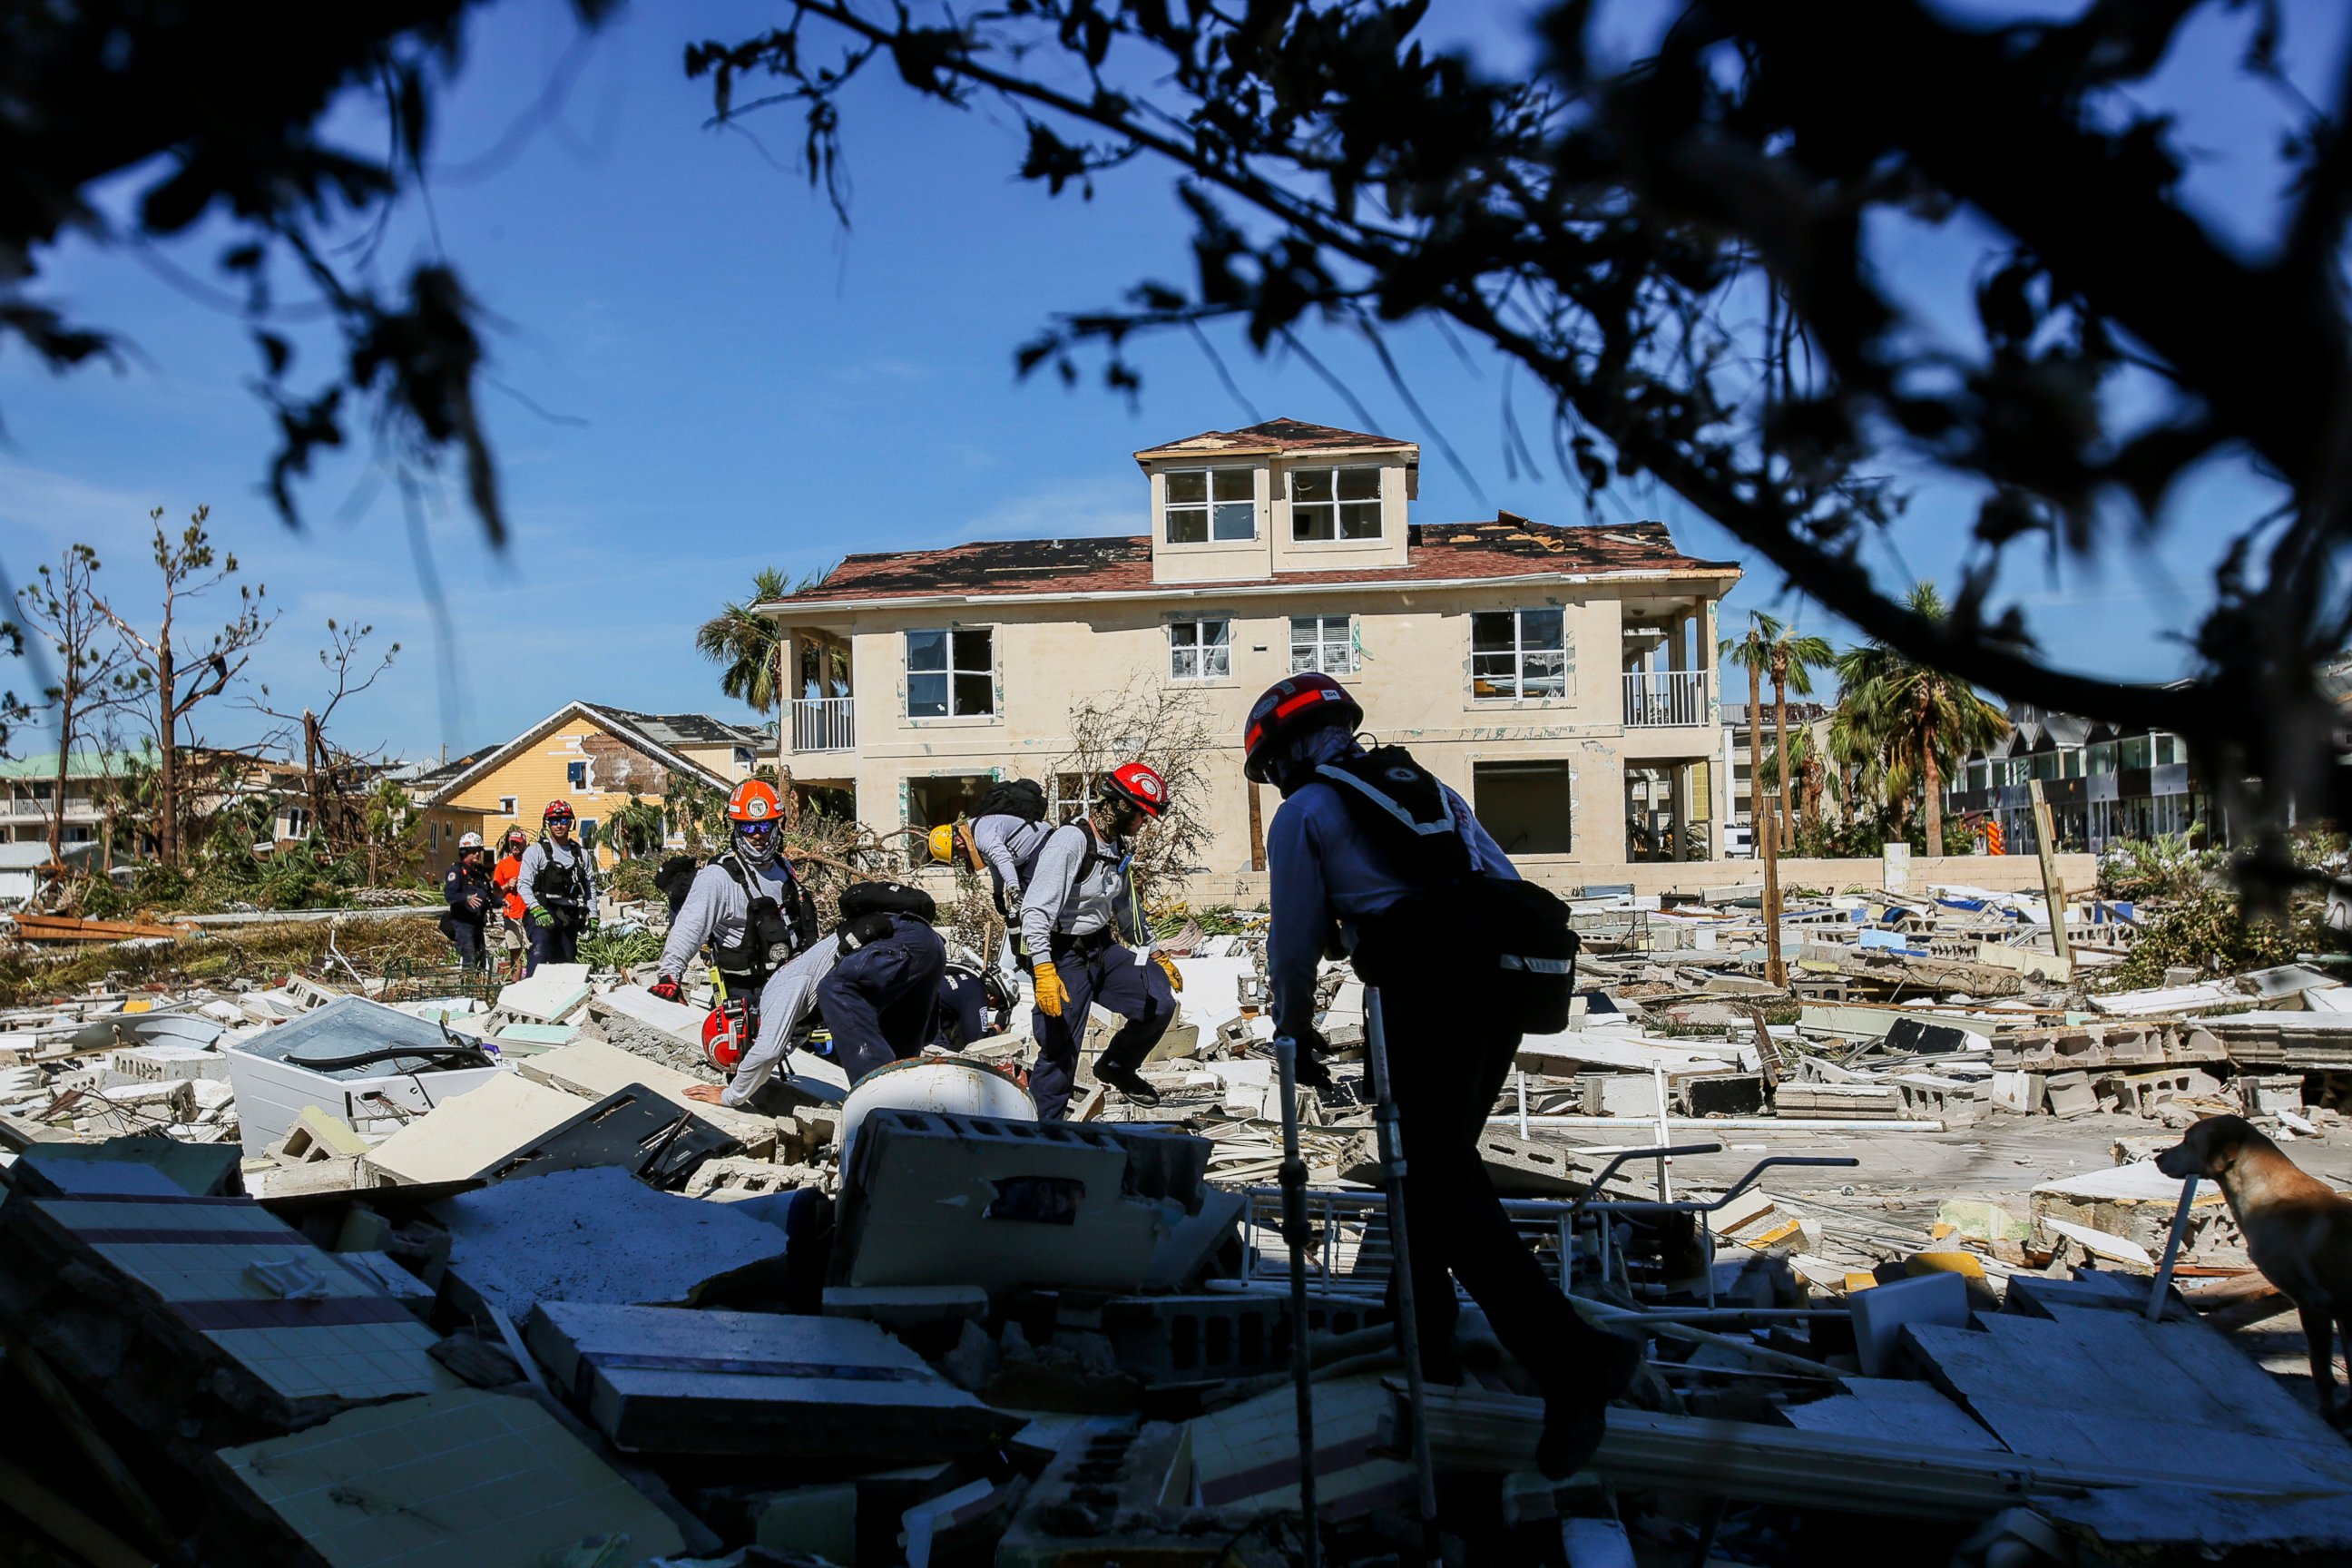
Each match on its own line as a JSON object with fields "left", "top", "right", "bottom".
{"left": 1833, "top": 583, "right": 2012, "bottom": 856}
{"left": 1720, "top": 613, "right": 1775, "bottom": 850}
{"left": 1766, "top": 623, "right": 1837, "bottom": 848}
{"left": 1755, "top": 725, "right": 1832, "bottom": 836}
{"left": 1720, "top": 611, "right": 1834, "bottom": 850}
{"left": 696, "top": 568, "right": 791, "bottom": 713}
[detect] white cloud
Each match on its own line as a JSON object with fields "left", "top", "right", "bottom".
{"left": 953, "top": 475, "right": 1139, "bottom": 541}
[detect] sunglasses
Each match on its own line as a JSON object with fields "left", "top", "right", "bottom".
{"left": 738, "top": 820, "right": 779, "bottom": 840}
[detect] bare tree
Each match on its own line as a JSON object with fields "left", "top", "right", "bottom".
{"left": 1051, "top": 678, "right": 1218, "bottom": 906}
{"left": 15, "top": 544, "right": 133, "bottom": 863}
{"left": 248, "top": 619, "right": 399, "bottom": 848}
{"left": 93, "top": 507, "right": 275, "bottom": 867}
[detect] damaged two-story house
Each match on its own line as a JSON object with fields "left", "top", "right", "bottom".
{"left": 760, "top": 419, "right": 1741, "bottom": 887}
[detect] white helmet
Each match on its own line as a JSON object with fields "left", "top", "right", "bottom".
{"left": 458, "top": 831, "right": 485, "bottom": 850}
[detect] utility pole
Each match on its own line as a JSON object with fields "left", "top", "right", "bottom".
{"left": 2027, "top": 779, "right": 2073, "bottom": 966}
{"left": 1760, "top": 788, "right": 1786, "bottom": 987}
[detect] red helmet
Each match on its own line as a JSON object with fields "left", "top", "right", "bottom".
{"left": 701, "top": 1010, "right": 744, "bottom": 1073}
{"left": 1103, "top": 760, "right": 1169, "bottom": 818}
{"left": 1243, "top": 673, "right": 1363, "bottom": 783}
{"left": 543, "top": 799, "right": 575, "bottom": 823}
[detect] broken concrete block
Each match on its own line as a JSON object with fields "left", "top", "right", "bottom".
{"left": 523, "top": 1300, "right": 1002, "bottom": 1461}
{"left": 997, "top": 1421, "right": 1243, "bottom": 1568}
{"left": 836, "top": 1111, "right": 1210, "bottom": 1293}
{"left": 210, "top": 1388, "right": 685, "bottom": 1565}
{"left": 104, "top": 1042, "right": 229, "bottom": 1083}
{"left": 433, "top": 1164, "right": 791, "bottom": 1318}
{"left": 1851, "top": 1271, "right": 1968, "bottom": 1377}
{"left": 1990, "top": 1070, "right": 2043, "bottom": 1114}
{"left": 365, "top": 1072, "right": 591, "bottom": 1185}
{"left": 2239, "top": 1073, "right": 2308, "bottom": 1115}
{"left": 684, "top": 1155, "right": 807, "bottom": 1200}
{"left": 592, "top": 982, "right": 707, "bottom": 1044}
{"left": 1189, "top": 1373, "right": 1412, "bottom": 1522}
{"left": 2043, "top": 1069, "right": 2099, "bottom": 1119}
{"left": 1579, "top": 1072, "right": 1661, "bottom": 1118}
{"left": 822, "top": 1284, "right": 992, "bottom": 1330}
{"left": 267, "top": 1105, "right": 370, "bottom": 1163}
{"left": 751, "top": 1483, "right": 859, "bottom": 1563}
{"left": 1143, "top": 1186, "right": 1246, "bottom": 1291}
{"left": 495, "top": 962, "right": 593, "bottom": 1022}
{"left": 1475, "top": 1130, "right": 1588, "bottom": 1198}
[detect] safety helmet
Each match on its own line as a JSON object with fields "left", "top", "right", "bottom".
{"left": 728, "top": 779, "right": 784, "bottom": 867}
{"left": 1242, "top": 673, "right": 1364, "bottom": 783}
{"left": 1102, "top": 760, "right": 1170, "bottom": 818}
{"left": 928, "top": 824, "right": 958, "bottom": 863}
{"left": 701, "top": 1009, "right": 744, "bottom": 1073}
{"left": 544, "top": 799, "right": 575, "bottom": 824}
{"left": 457, "top": 831, "right": 485, "bottom": 851}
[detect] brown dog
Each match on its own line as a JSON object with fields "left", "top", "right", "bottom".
{"left": 2157, "top": 1114, "right": 2352, "bottom": 1420}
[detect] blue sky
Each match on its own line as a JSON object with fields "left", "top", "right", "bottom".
{"left": 1, "top": 0, "right": 2337, "bottom": 760}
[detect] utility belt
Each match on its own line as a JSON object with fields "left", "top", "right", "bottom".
{"left": 1047, "top": 926, "right": 1119, "bottom": 964}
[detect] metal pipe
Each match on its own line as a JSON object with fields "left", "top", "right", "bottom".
{"left": 1273, "top": 1034, "right": 1320, "bottom": 1568}
{"left": 1487, "top": 1115, "right": 1947, "bottom": 1132}
{"left": 1367, "top": 990, "right": 1442, "bottom": 1565}
{"left": 2147, "top": 1175, "right": 2200, "bottom": 1322}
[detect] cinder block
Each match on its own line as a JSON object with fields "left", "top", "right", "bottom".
{"left": 2043, "top": 1070, "right": 2099, "bottom": 1119}
{"left": 2239, "top": 1073, "right": 2308, "bottom": 1115}
{"left": 105, "top": 1044, "right": 228, "bottom": 1083}
{"left": 1579, "top": 1073, "right": 1661, "bottom": 1118}
{"left": 997, "top": 1422, "right": 1222, "bottom": 1568}
{"left": 1475, "top": 1131, "right": 1589, "bottom": 1197}
{"left": 1100, "top": 1292, "right": 1380, "bottom": 1383}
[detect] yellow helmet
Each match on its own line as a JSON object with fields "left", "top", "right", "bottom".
{"left": 927, "top": 824, "right": 958, "bottom": 863}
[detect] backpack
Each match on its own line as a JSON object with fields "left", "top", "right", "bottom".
{"left": 1312, "top": 745, "right": 1580, "bottom": 1034}
{"left": 654, "top": 855, "right": 701, "bottom": 920}
{"left": 974, "top": 778, "right": 1048, "bottom": 824}
{"left": 839, "top": 880, "right": 938, "bottom": 925}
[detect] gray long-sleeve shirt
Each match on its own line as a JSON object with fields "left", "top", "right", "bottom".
{"left": 972, "top": 814, "right": 1051, "bottom": 898}
{"left": 724, "top": 935, "right": 843, "bottom": 1107}
{"left": 516, "top": 838, "right": 597, "bottom": 916}
{"left": 1019, "top": 819, "right": 1142, "bottom": 957}
{"left": 1266, "top": 733, "right": 1516, "bottom": 1039}
{"left": 659, "top": 857, "right": 800, "bottom": 980}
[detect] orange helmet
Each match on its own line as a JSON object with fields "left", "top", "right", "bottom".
{"left": 728, "top": 779, "right": 784, "bottom": 867}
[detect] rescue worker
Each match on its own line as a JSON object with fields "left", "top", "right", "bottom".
{"left": 491, "top": 826, "right": 531, "bottom": 979}
{"left": 685, "top": 882, "right": 947, "bottom": 1107}
{"left": 935, "top": 945, "right": 1016, "bottom": 1050}
{"left": 1019, "top": 762, "right": 1182, "bottom": 1119}
{"left": 930, "top": 778, "right": 1053, "bottom": 970}
{"left": 649, "top": 782, "right": 814, "bottom": 1054}
{"left": 1245, "top": 671, "right": 1639, "bottom": 1480}
{"left": 438, "top": 832, "right": 496, "bottom": 970}
{"left": 516, "top": 799, "right": 597, "bottom": 975}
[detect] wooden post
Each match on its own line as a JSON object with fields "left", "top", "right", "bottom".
{"left": 2027, "top": 779, "right": 2073, "bottom": 965}
{"left": 1247, "top": 780, "right": 1267, "bottom": 872}
{"left": 1759, "top": 789, "right": 1786, "bottom": 987}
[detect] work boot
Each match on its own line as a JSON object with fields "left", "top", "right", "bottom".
{"left": 1094, "top": 1063, "right": 1161, "bottom": 1107}
{"left": 1534, "top": 1328, "right": 1643, "bottom": 1480}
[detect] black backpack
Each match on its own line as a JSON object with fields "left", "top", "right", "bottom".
{"left": 840, "top": 880, "right": 938, "bottom": 924}
{"left": 1312, "top": 745, "right": 1580, "bottom": 1034}
{"left": 654, "top": 856, "right": 701, "bottom": 920}
{"left": 973, "top": 778, "right": 1048, "bottom": 824}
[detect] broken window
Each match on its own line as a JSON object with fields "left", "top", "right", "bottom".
{"left": 1290, "top": 466, "right": 1382, "bottom": 540}
{"left": 1168, "top": 618, "right": 1230, "bottom": 681}
{"left": 1471, "top": 609, "right": 1566, "bottom": 700}
{"left": 566, "top": 760, "right": 588, "bottom": 789}
{"left": 906, "top": 774, "right": 995, "bottom": 830}
{"left": 1473, "top": 760, "right": 1573, "bottom": 855}
{"left": 1047, "top": 773, "right": 1092, "bottom": 823}
{"left": 498, "top": 795, "right": 518, "bottom": 816}
{"left": 1165, "top": 468, "right": 1255, "bottom": 543}
{"left": 906, "top": 628, "right": 995, "bottom": 718}
{"left": 1289, "top": 614, "right": 1356, "bottom": 674}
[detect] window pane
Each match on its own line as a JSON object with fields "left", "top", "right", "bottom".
{"left": 1212, "top": 501, "right": 1255, "bottom": 540}
{"left": 1167, "top": 510, "right": 1207, "bottom": 544}
{"left": 1471, "top": 612, "right": 1514, "bottom": 653}
{"left": 1520, "top": 609, "right": 1564, "bottom": 651}
{"left": 907, "top": 630, "right": 947, "bottom": 671}
{"left": 1290, "top": 645, "right": 1318, "bottom": 673}
{"left": 1337, "top": 467, "right": 1380, "bottom": 500}
{"left": 1211, "top": 469, "right": 1254, "bottom": 502}
{"left": 1206, "top": 642, "right": 1230, "bottom": 678}
{"left": 954, "top": 627, "right": 993, "bottom": 673}
{"left": 909, "top": 673, "right": 948, "bottom": 717}
{"left": 953, "top": 673, "right": 995, "bottom": 716}
{"left": 1338, "top": 501, "right": 1381, "bottom": 539}
{"left": 1202, "top": 620, "right": 1230, "bottom": 649}
{"left": 1171, "top": 622, "right": 1199, "bottom": 651}
{"left": 1171, "top": 646, "right": 1200, "bottom": 681}
{"left": 1292, "top": 468, "right": 1333, "bottom": 502}
{"left": 1167, "top": 470, "right": 1207, "bottom": 504}
{"left": 1522, "top": 649, "right": 1565, "bottom": 696}
{"left": 1293, "top": 504, "right": 1335, "bottom": 541}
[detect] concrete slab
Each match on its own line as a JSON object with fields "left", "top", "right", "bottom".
{"left": 593, "top": 983, "right": 708, "bottom": 1044}
{"left": 523, "top": 1300, "right": 1001, "bottom": 1460}
{"left": 495, "top": 963, "right": 593, "bottom": 1022}
{"left": 365, "top": 1073, "right": 590, "bottom": 1185}
{"left": 433, "top": 1165, "right": 790, "bottom": 1318}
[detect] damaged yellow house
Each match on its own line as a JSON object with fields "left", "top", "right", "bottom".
{"left": 760, "top": 418, "right": 1741, "bottom": 889}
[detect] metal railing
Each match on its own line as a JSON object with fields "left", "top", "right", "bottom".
{"left": 1622, "top": 669, "right": 1710, "bottom": 727}
{"left": 789, "top": 696, "right": 856, "bottom": 753}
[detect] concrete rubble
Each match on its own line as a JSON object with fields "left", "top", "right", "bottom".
{"left": 2, "top": 875, "right": 2350, "bottom": 1564}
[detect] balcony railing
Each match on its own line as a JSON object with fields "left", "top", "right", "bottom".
{"left": 790, "top": 696, "right": 857, "bottom": 753}
{"left": 1622, "top": 670, "right": 1711, "bottom": 728}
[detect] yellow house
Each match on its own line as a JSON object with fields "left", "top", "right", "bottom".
{"left": 759, "top": 417, "right": 1742, "bottom": 891}
{"left": 414, "top": 703, "right": 763, "bottom": 866}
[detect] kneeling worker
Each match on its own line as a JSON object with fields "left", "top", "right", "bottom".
{"left": 1020, "top": 761, "right": 1182, "bottom": 1119}
{"left": 686, "top": 881, "right": 947, "bottom": 1108}
{"left": 1244, "top": 671, "right": 1637, "bottom": 1480}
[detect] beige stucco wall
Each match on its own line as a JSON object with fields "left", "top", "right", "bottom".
{"left": 784, "top": 572, "right": 1730, "bottom": 878}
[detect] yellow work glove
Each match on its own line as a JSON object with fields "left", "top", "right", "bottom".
{"left": 1152, "top": 951, "right": 1183, "bottom": 993}
{"left": 1034, "top": 961, "right": 1070, "bottom": 1017}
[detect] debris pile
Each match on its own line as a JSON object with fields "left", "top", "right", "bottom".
{"left": 0, "top": 872, "right": 2348, "bottom": 1565}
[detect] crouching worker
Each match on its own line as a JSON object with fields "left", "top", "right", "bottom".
{"left": 1245, "top": 671, "right": 1637, "bottom": 1481}
{"left": 686, "top": 881, "right": 947, "bottom": 1108}
{"left": 1020, "top": 761, "right": 1183, "bottom": 1119}
{"left": 439, "top": 832, "right": 495, "bottom": 970}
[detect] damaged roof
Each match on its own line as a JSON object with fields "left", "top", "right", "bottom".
{"left": 1132, "top": 416, "right": 1418, "bottom": 460}
{"left": 418, "top": 701, "right": 740, "bottom": 808}
{"left": 596, "top": 709, "right": 764, "bottom": 750}
{"left": 769, "top": 514, "right": 1736, "bottom": 608}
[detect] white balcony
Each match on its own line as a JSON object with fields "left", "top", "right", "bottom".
{"left": 790, "top": 696, "right": 857, "bottom": 753}
{"left": 1622, "top": 670, "right": 1711, "bottom": 728}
